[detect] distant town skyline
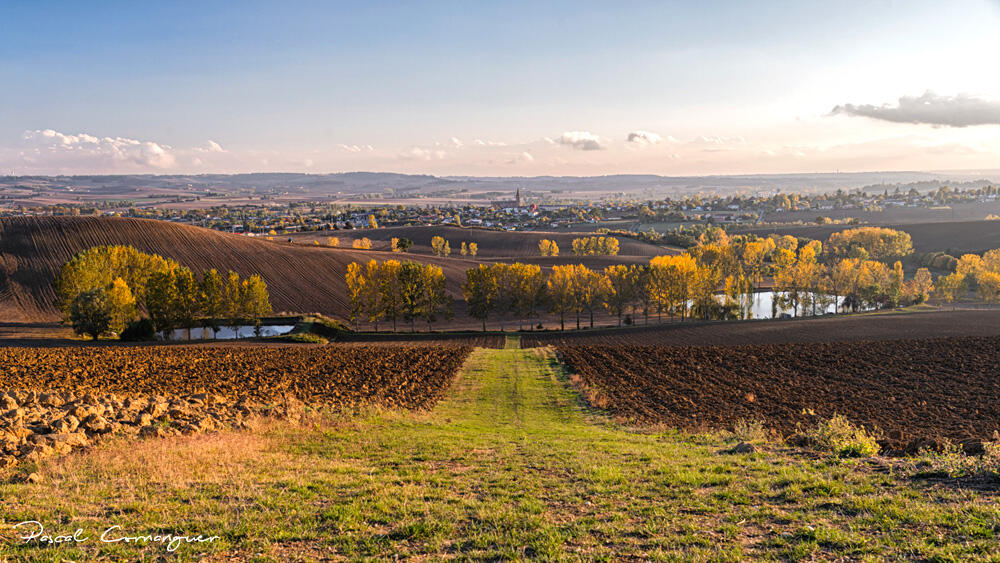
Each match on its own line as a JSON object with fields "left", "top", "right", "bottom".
{"left": 1, "top": 1, "right": 998, "bottom": 176}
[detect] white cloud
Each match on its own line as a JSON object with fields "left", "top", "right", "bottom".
{"left": 399, "top": 146, "right": 448, "bottom": 160}
{"left": 832, "top": 91, "right": 1000, "bottom": 127}
{"left": 473, "top": 138, "right": 507, "bottom": 147}
{"left": 449, "top": 136, "right": 464, "bottom": 148}
{"left": 200, "top": 140, "right": 225, "bottom": 153}
{"left": 554, "top": 131, "right": 605, "bottom": 151}
{"left": 626, "top": 130, "right": 663, "bottom": 145}
{"left": 22, "top": 129, "right": 176, "bottom": 168}
{"left": 505, "top": 151, "right": 534, "bottom": 165}
{"left": 338, "top": 143, "right": 375, "bottom": 153}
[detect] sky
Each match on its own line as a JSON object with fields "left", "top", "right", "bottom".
{"left": 1, "top": 0, "right": 999, "bottom": 176}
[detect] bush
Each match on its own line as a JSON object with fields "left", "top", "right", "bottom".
{"left": 733, "top": 417, "right": 769, "bottom": 443}
{"left": 120, "top": 318, "right": 156, "bottom": 341}
{"left": 281, "top": 332, "right": 328, "bottom": 344}
{"left": 793, "top": 414, "right": 882, "bottom": 457}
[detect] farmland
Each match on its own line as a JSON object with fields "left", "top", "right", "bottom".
{"left": 4, "top": 345, "right": 1000, "bottom": 560}
{"left": 557, "top": 336, "right": 1000, "bottom": 452}
{"left": 0, "top": 345, "right": 471, "bottom": 408}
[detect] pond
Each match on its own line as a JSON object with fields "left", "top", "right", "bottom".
{"left": 157, "top": 324, "right": 296, "bottom": 341}
{"left": 697, "top": 291, "right": 871, "bottom": 320}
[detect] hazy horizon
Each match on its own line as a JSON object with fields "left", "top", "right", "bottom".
{"left": 2, "top": 1, "right": 998, "bottom": 177}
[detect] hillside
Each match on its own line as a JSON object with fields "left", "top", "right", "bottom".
{"left": 735, "top": 220, "right": 1000, "bottom": 255}
{"left": 288, "top": 224, "right": 676, "bottom": 258}
{"left": 0, "top": 216, "right": 481, "bottom": 322}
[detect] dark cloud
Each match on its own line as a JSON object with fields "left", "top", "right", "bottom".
{"left": 832, "top": 91, "right": 1000, "bottom": 127}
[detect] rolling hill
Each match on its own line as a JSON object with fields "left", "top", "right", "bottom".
{"left": 0, "top": 216, "right": 482, "bottom": 322}
{"left": 288, "top": 224, "right": 675, "bottom": 258}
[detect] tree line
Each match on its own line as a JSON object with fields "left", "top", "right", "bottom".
{"left": 345, "top": 259, "right": 451, "bottom": 331}
{"left": 56, "top": 245, "right": 272, "bottom": 340}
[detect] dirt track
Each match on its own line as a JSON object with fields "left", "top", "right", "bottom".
{"left": 558, "top": 336, "right": 1000, "bottom": 452}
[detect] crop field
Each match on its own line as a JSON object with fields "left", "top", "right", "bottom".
{"left": 0, "top": 345, "right": 471, "bottom": 409}
{"left": 557, "top": 336, "right": 1000, "bottom": 452}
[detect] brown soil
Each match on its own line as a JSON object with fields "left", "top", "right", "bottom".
{"left": 0, "top": 345, "right": 472, "bottom": 409}
{"left": 558, "top": 336, "right": 1000, "bottom": 451}
{"left": 288, "top": 224, "right": 674, "bottom": 258}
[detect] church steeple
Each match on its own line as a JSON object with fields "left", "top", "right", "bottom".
{"left": 515, "top": 187, "right": 521, "bottom": 208}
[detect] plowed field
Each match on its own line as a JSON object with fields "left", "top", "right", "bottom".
{"left": 558, "top": 337, "right": 1000, "bottom": 452}
{"left": 0, "top": 345, "right": 471, "bottom": 409}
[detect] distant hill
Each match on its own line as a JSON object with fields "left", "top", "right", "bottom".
{"left": 288, "top": 225, "right": 675, "bottom": 259}
{"left": 0, "top": 216, "right": 481, "bottom": 322}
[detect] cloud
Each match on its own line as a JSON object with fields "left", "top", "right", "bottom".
{"left": 472, "top": 138, "right": 507, "bottom": 147}
{"left": 337, "top": 143, "right": 375, "bottom": 153}
{"left": 831, "top": 91, "right": 1000, "bottom": 127}
{"left": 504, "top": 151, "right": 534, "bottom": 165}
{"left": 22, "top": 129, "right": 176, "bottom": 168}
{"left": 626, "top": 130, "right": 663, "bottom": 145}
{"left": 200, "top": 140, "right": 225, "bottom": 153}
{"left": 554, "top": 131, "right": 605, "bottom": 151}
{"left": 399, "top": 146, "right": 448, "bottom": 160}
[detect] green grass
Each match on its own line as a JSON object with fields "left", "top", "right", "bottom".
{"left": 2, "top": 346, "right": 1000, "bottom": 560}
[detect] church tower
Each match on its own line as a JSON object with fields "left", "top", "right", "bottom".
{"left": 515, "top": 187, "right": 522, "bottom": 208}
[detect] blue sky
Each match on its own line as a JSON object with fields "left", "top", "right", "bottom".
{"left": 2, "top": 1, "right": 999, "bottom": 175}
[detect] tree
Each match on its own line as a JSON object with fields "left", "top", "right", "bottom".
{"left": 345, "top": 262, "right": 366, "bottom": 330}
{"left": 367, "top": 214, "right": 379, "bottom": 229}
{"left": 463, "top": 264, "right": 498, "bottom": 331}
{"left": 418, "top": 264, "right": 450, "bottom": 329}
{"left": 826, "top": 227, "right": 913, "bottom": 261}
{"left": 603, "top": 265, "right": 637, "bottom": 326}
{"left": 911, "top": 268, "right": 934, "bottom": 304}
{"left": 172, "top": 268, "right": 200, "bottom": 340}
{"left": 574, "top": 265, "right": 608, "bottom": 328}
{"left": 70, "top": 288, "right": 112, "bottom": 340}
{"left": 352, "top": 237, "right": 373, "bottom": 249}
{"left": 460, "top": 241, "right": 468, "bottom": 256}
{"left": 327, "top": 237, "right": 340, "bottom": 247}
{"left": 393, "top": 237, "right": 413, "bottom": 252}
{"left": 399, "top": 262, "right": 425, "bottom": 331}
{"left": 240, "top": 274, "right": 272, "bottom": 326}
{"left": 224, "top": 270, "right": 245, "bottom": 337}
{"left": 105, "top": 277, "right": 137, "bottom": 335}
{"left": 511, "top": 263, "right": 544, "bottom": 330}
{"left": 199, "top": 269, "right": 226, "bottom": 338}
{"left": 147, "top": 270, "right": 181, "bottom": 337}
{"left": 546, "top": 265, "right": 576, "bottom": 331}
{"left": 468, "top": 242, "right": 478, "bottom": 257}
{"left": 431, "top": 236, "right": 451, "bottom": 257}
{"left": 935, "top": 272, "right": 965, "bottom": 304}
{"left": 363, "top": 260, "right": 384, "bottom": 331}
{"left": 379, "top": 260, "right": 403, "bottom": 331}
{"left": 539, "top": 239, "right": 559, "bottom": 257}
{"left": 55, "top": 244, "right": 178, "bottom": 319}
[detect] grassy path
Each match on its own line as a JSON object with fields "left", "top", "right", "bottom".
{"left": 3, "top": 346, "right": 1000, "bottom": 560}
